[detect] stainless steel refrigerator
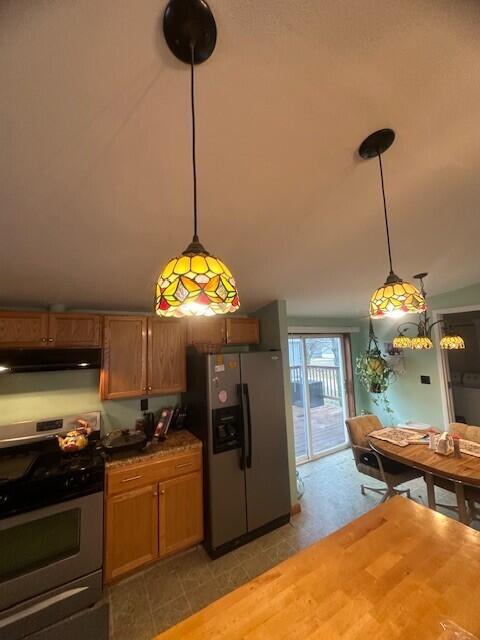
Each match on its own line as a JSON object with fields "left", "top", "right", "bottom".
{"left": 185, "top": 350, "right": 291, "bottom": 558}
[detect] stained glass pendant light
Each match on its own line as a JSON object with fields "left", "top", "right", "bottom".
{"left": 155, "top": 0, "right": 240, "bottom": 317}
{"left": 392, "top": 273, "right": 465, "bottom": 351}
{"left": 359, "top": 129, "right": 426, "bottom": 319}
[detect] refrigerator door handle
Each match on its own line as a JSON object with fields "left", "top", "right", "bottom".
{"left": 243, "top": 383, "right": 253, "bottom": 469}
{"left": 237, "top": 383, "right": 246, "bottom": 470}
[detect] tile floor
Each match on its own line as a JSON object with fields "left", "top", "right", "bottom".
{"left": 107, "top": 448, "right": 467, "bottom": 640}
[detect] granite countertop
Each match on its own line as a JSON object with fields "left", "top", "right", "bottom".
{"left": 105, "top": 430, "right": 202, "bottom": 469}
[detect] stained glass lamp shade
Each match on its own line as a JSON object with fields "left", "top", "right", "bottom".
{"left": 392, "top": 333, "right": 412, "bottom": 349}
{"left": 411, "top": 335, "right": 433, "bottom": 350}
{"left": 155, "top": 240, "right": 239, "bottom": 318}
{"left": 370, "top": 276, "right": 426, "bottom": 319}
{"left": 440, "top": 334, "right": 465, "bottom": 350}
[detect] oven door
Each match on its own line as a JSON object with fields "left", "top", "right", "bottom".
{"left": 0, "top": 491, "right": 103, "bottom": 612}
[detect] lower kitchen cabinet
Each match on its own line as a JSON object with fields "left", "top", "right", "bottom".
{"left": 104, "top": 484, "right": 158, "bottom": 583}
{"left": 104, "top": 445, "right": 203, "bottom": 584}
{"left": 159, "top": 471, "right": 203, "bottom": 558}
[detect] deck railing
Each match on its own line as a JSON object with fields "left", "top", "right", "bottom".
{"left": 290, "top": 364, "right": 341, "bottom": 400}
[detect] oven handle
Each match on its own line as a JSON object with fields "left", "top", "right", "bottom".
{"left": 0, "top": 587, "right": 88, "bottom": 629}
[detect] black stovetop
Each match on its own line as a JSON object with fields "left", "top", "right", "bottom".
{"left": 0, "top": 438, "right": 105, "bottom": 519}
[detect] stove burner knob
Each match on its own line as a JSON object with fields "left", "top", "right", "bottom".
{"left": 65, "top": 476, "right": 76, "bottom": 489}
{"left": 0, "top": 494, "right": 9, "bottom": 507}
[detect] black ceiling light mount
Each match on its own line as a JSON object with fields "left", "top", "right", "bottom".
{"left": 163, "top": 0, "right": 217, "bottom": 65}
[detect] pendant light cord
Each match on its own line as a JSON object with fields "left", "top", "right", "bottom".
{"left": 377, "top": 151, "right": 394, "bottom": 275}
{"left": 190, "top": 44, "right": 198, "bottom": 242}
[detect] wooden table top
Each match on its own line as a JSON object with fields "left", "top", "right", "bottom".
{"left": 369, "top": 435, "right": 480, "bottom": 486}
{"left": 156, "top": 498, "right": 480, "bottom": 640}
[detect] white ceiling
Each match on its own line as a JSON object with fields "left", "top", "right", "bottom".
{"left": 1, "top": 0, "right": 480, "bottom": 317}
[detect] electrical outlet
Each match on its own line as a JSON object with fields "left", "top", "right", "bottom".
{"left": 420, "top": 375, "right": 431, "bottom": 385}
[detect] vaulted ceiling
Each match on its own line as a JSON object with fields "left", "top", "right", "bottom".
{"left": 1, "top": 0, "right": 480, "bottom": 317}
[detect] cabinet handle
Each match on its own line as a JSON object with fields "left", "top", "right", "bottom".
{"left": 153, "top": 492, "right": 158, "bottom": 497}
{"left": 175, "top": 462, "right": 192, "bottom": 470}
{"left": 48, "top": 338, "right": 54, "bottom": 343}
{"left": 160, "top": 489, "right": 165, "bottom": 495}
{"left": 41, "top": 337, "right": 47, "bottom": 343}
{"left": 121, "top": 475, "right": 142, "bottom": 483}
{"left": 148, "top": 386, "right": 152, "bottom": 391}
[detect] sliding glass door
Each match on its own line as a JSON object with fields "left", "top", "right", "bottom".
{"left": 289, "top": 334, "right": 352, "bottom": 463}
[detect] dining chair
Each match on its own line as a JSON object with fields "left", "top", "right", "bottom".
{"left": 346, "top": 414, "right": 422, "bottom": 502}
{"left": 430, "top": 422, "right": 480, "bottom": 523}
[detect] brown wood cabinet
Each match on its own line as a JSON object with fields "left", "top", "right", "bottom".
{"left": 0, "top": 311, "right": 49, "bottom": 348}
{"left": 101, "top": 315, "right": 186, "bottom": 400}
{"left": 187, "top": 317, "right": 225, "bottom": 345}
{"left": 187, "top": 317, "right": 259, "bottom": 346}
{"left": 158, "top": 471, "right": 203, "bottom": 558}
{"left": 104, "top": 447, "right": 203, "bottom": 583}
{"left": 225, "top": 318, "right": 260, "bottom": 345}
{"left": 0, "top": 310, "right": 102, "bottom": 349}
{"left": 104, "top": 483, "right": 158, "bottom": 583}
{"left": 147, "top": 318, "right": 186, "bottom": 395}
{"left": 101, "top": 316, "right": 147, "bottom": 400}
{"left": 49, "top": 313, "right": 101, "bottom": 347}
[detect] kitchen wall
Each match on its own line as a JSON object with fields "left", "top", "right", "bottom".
{"left": 358, "top": 281, "right": 480, "bottom": 428}
{"left": 0, "top": 369, "right": 179, "bottom": 432}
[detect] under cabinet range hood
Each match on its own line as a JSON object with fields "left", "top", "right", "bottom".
{"left": 0, "top": 348, "right": 101, "bottom": 373}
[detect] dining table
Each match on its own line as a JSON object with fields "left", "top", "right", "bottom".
{"left": 155, "top": 497, "right": 480, "bottom": 640}
{"left": 369, "top": 431, "right": 480, "bottom": 523}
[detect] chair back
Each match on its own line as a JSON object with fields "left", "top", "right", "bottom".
{"left": 448, "top": 422, "right": 480, "bottom": 445}
{"left": 346, "top": 414, "right": 383, "bottom": 449}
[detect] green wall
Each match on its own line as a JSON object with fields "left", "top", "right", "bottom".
{"left": 0, "top": 369, "right": 179, "bottom": 432}
{"left": 358, "top": 281, "right": 480, "bottom": 428}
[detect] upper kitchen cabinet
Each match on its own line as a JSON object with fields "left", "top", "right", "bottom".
{"left": 0, "top": 311, "right": 49, "bottom": 348}
{"left": 49, "top": 313, "right": 101, "bottom": 348}
{"left": 101, "top": 316, "right": 147, "bottom": 400}
{"left": 187, "top": 317, "right": 260, "bottom": 347}
{"left": 226, "top": 318, "right": 260, "bottom": 345}
{"left": 0, "top": 310, "right": 102, "bottom": 349}
{"left": 101, "top": 316, "right": 186, "bottom": 400}
{"left": 187, "top": 317, "right": 225, "bottom": 346}
{"left": 147, "top": 318, "right": 186, "bottom": 395}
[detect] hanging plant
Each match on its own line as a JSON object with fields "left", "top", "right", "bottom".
{"left": 356, "top": 320, "right": 396, "bottom": 416}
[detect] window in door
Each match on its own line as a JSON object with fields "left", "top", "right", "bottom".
{"left": 288, "top": 334, "right": 354, "bottom": 463}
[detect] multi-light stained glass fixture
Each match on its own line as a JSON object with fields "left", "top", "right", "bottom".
{"left": 155, "top": 0, "right": 239, "bottom": 318}
{"left": 359, "top": 129, "right": 426, "bottom": 319}
{"left": 392, "top": 273, "right": 465, "bottom": 351}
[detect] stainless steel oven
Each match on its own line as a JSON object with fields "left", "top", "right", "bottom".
{"left": 0, "top": 412, "right": 107, "bottom": 640}
{"left": 0, "top": 492, "right": 103, "bottom": 611}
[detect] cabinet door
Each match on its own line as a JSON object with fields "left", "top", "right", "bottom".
{"left": 147, "top": 318, "right": 186, "bottom": 395}
{"left": 158, "top": 471, "right": 203, "bottom": 558}
{"left": 225, "top": 318, "right": 260, "bottom": 345}
{"left": 104, "top": 484, "right": 158, "bottom": 583}
{"left": 49, "top": 313, "right": 101, "bottom": 347}
{"left": 0, "top": 311, "right": 49, "bottom": 348}
{"left": 101, "top": 316, "right": 147, "bottom": 399}
{"left": 186, "top": 318, "right": 225, "bottom": 345}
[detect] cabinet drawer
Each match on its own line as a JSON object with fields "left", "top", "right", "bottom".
{"left": 107, "top": 462, "right": 158, "bottom": 496}
{"left": 107, "top": 450, "right": 202, "bottom": 496}
{"left": 153, "top": 451, "right": 201, "bottom": 483}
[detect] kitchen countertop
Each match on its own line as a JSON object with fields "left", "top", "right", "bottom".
{"left": 105, "top": 430, "right": 202, "bottom": 469}
{"left": 155, "top": 496, "right": 480, "bottom": 639}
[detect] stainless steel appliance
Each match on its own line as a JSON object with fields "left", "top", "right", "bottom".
{"left": 0, "top": 412, "right": 108, "bottom": 640}
{"left": 185, "top": 351, "right": 291, "bottom": 557}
